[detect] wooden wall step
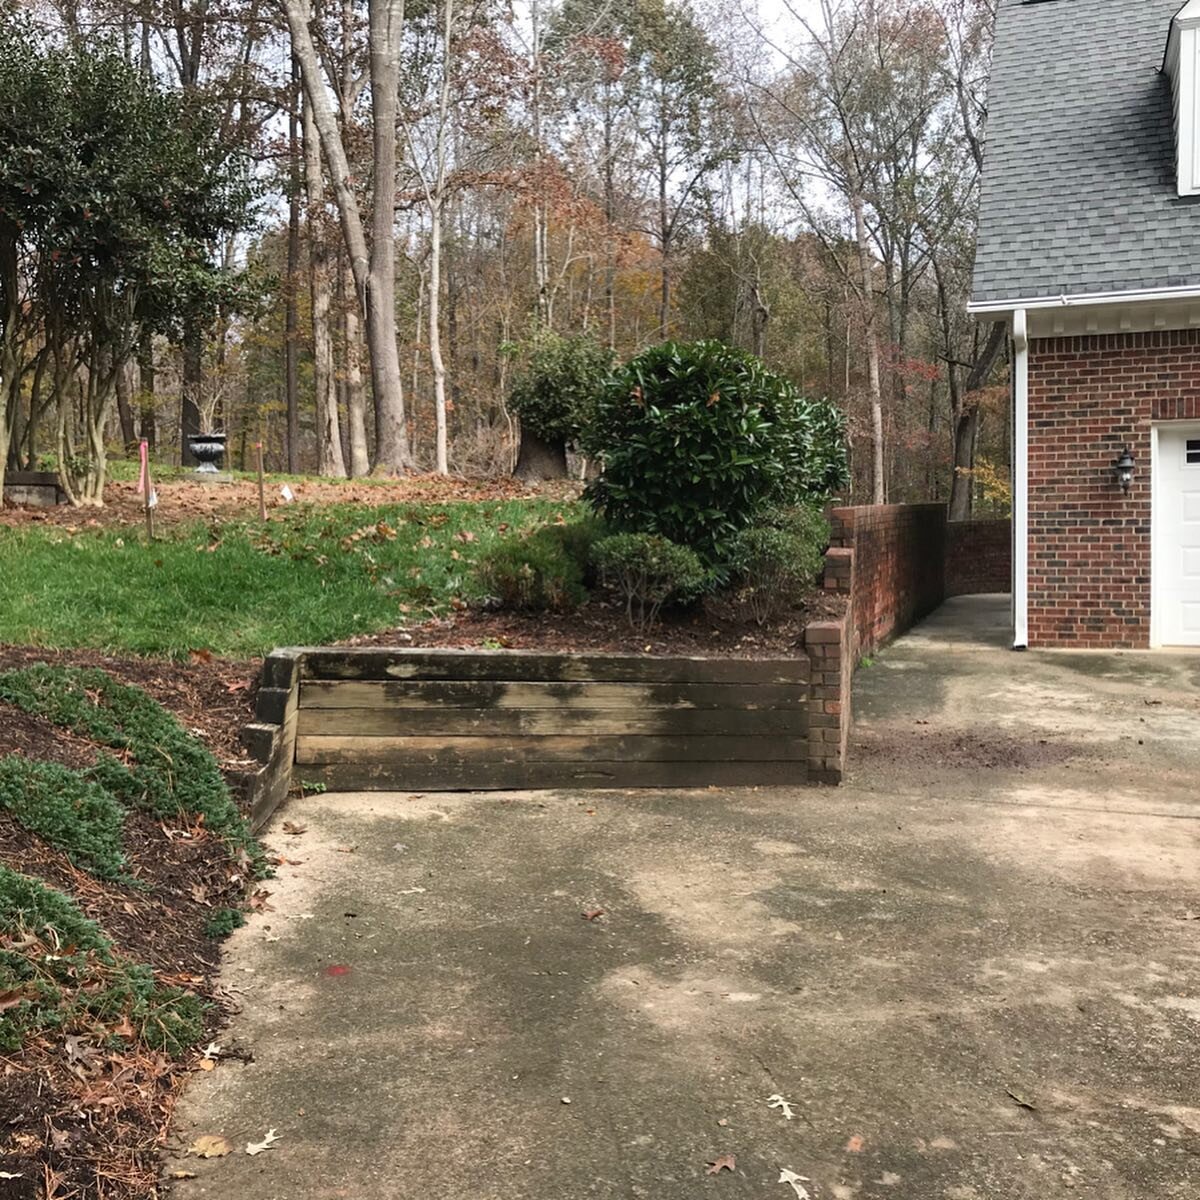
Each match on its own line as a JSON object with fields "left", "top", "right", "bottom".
{"left": 296, "top": 706, "right": 805, "bottom": 737}
{"left": 299, "top": 648, "right": 809, "bottom": 685}
{"left": 293, "top": 759, "right": 807, "bottom": 792}
{"left": 294, "top": 734, "right": 809, "bottom": 766}
{"left": 299, "top": 679, "right": 808, "bottom": 711}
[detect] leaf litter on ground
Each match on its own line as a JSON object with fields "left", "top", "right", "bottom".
{"left": 246, "top": 1129, "right": 281, "bottom": 1156}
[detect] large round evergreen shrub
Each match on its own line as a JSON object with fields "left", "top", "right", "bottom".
{"left": 583, "top": 340, "right": 847, "bottom": 557}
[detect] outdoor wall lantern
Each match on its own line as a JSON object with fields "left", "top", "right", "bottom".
{"left": 1113, "top": 446, "right": 1135, "bottom": 493}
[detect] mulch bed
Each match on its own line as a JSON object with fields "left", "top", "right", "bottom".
{"left": 0, "top": 474, "right": 580, "bottom": 531}
{"left": 343, "top": 591, "right": 847, "bottom": 658}
{"left": 0, "top": 647, "right": 268, "bottom": 1200}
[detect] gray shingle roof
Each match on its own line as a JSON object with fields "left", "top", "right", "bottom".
{"left": 971, "top": 0, "right": 1200, "bottom": 306}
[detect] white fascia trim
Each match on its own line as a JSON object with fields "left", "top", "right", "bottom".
{"left": 1012, "top": 308, "right": 1029, "bottom": 650}
{"left": 968, "top": 283, "right": 1200, "bottom": 316}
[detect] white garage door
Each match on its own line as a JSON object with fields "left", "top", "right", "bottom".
{"left": 1157, "top": 425, "right": 1200, "bottom": 647}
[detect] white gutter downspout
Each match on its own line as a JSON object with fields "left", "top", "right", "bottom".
{"left": 1012, "top": 308, "right": 1029, "bottom": 649}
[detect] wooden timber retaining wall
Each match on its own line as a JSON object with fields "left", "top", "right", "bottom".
{"left": 241, "top": 647, "right": 813, "bottom": 809}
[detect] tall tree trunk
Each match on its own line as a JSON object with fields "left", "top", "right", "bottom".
{"left": 427, "top": 0, "right": 453, "bottom": 475}
{"left": 430, "top": 201, "right": 449, "bottom": 474}
{"left": 181, "top": 326, "right": 202, "bottom": 465}
{"left": 303, "top": 93, "right": 347, "bottom": 478}
{"left": 366, "top": 0, "right": 411, "bottom": 472}
{"left": 658, "top": 131, "right": 670, "bottom": 339}
{"left": 284, "top": 59, "right": 302, "bottom": 473}
{"left": 285, "top": 0, "right": 412, "bottom": 473}
{"left": 115, "top": 361, "right": 136, "bottom": 452}
{"left": 851, "top": 191, "right": 885, "bottom": 505}
{"left": 530, "top": 0, "right": 549, "bottom": 326}
{"left": 342, "top": 260, "right": 371, "bottom": 476}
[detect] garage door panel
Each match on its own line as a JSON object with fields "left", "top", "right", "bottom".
{"left": 1183, "top": 603, "right": 1200, "bottom": 635}
{"left": 1157, "top": 426, "right": 1200, "bottom": 647}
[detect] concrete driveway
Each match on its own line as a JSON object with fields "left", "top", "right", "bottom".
{"left": 169, "top": 596, "right": 1200, "bottom": 1199}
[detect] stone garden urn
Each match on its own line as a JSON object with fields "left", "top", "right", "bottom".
{"left": 187, "top": 432, "right": 227, "bottom": 474}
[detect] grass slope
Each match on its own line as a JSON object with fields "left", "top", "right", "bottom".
{"left": 0, "top": 497, "right": 573, "bottom": 656}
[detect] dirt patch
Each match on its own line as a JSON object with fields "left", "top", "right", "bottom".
{"left": 343, "top": 591, "right": 847, "bottom": 658}
{"left": 853, "top": 722, "right": 1089, "bottom": 771}
{"left": 0, "top": 474, "right": 581, "bottom": 531}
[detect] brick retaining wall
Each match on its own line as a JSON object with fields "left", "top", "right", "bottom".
{"left": 805, "top": 505, "right": 1012, "bottom": 781}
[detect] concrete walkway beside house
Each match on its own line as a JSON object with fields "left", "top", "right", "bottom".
{"left": 169, "top": 596, "right": 1200, "bottom": 1199}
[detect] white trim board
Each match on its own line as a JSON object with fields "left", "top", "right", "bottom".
{"left": 969, "top": 297, "right": 1200, "bottom": 339}
{"left": 968, "top": 283, "right": 1200, "bottom": 314}
{"left": 1012, "top": 309, "right": 1029, "bottom": 650}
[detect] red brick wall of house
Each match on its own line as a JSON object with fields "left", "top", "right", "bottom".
{"left": 946, "top": 520, "right": 1011, "bottom": 596}
{"left": 1027, "top": 330, "right": 1200, "bottom": 649}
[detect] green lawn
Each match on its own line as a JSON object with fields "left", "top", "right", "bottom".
{"left": 0, "top": 498, "right": 574, "bottom": 657}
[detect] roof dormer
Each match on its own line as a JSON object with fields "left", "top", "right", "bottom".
{"left": 1166, "top": 0, "right": 1200, "bottom": 196}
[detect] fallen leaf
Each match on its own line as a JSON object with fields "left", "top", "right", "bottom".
{"left": 845, "top": 1134, "right": 865, "bottom": 1152}
{"left": 767, "top": 1094, "right": 796, "bottom": 1121}
{"left": 246, "top": 1129, "right": 281, "bottom": 1156}
{"left": 1005, "top": 1086, "right": 1038, "bottom": 1111}
{"left": 189, "top": 1135, "right": 232, "bottom": 1158}
{"left": 281, "top": 821, "right": 306, "bottom": 835}
{"left": 224, "top": 680, "right": 250, "bottom": 694}
{"left": 706, "top": 1154, "right": 736, "bottom": 1175}
{"left": 169, "top": 1170, "right": 198, "bottom": 1179}
{"left": 249, "top": 889, "right": 274, "bottom": 912}
{"left": 778, "top": 1169, "right": 811, "bottom": 1199}
{"left": 188, "top": 648, "right": 214, "bottom": 664}
{"left": 582, "top": 908, "right": 605, "bottom": 921}
{"left": 197, "top": 1058, "right": 215, "bottom": 1071}
{"left": 0, "top": 988, "right": 27, "bottom": 1013}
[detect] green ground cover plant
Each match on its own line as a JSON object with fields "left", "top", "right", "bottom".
{"left": 0, "top": 498, "right": 569, "bottom": 656}
{"left": 0, "top": 757, "right": 128, "bottom": 880}
{"left": 0, "top": 666, "right": 256, "bottom": 851}
{"left": 0, "top": 866, "right": 205, "bottom": 1055}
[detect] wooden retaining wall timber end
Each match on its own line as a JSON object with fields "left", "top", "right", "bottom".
{"left": 239, "top": 648, "right": 303, "bottom": 830}
{"left": 250, "top": 648, "right": 818, "bottom": 794}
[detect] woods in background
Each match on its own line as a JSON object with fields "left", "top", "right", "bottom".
{"left": 1, "top": 0, "right": 1006, "bottom": 512}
